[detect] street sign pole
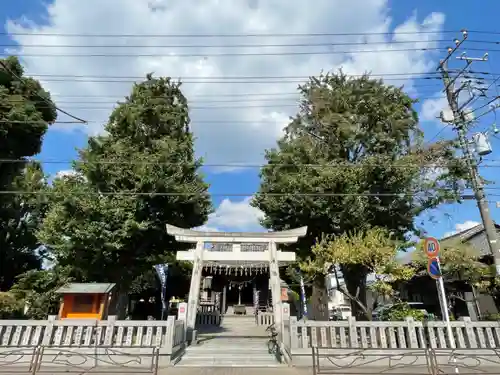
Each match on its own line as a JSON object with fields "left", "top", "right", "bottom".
{"left": 424, "top": 237, "right": 456, "bottom": 349}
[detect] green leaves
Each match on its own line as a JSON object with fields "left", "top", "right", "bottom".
{"left": 0, "top": 57, "right": 56, "bottom": 161}
{"left": 0, "top": 162, "right": 49, "bottom": 291}
{"left": 298, "top": 227, "right": 417, "bottom": 319}
{"left": 253, "top": 71, "right": 465, "bottom": 256}
{"left": 38, "top": 74, "right": 211, "bottom": 294}
{"left": 251, "top": 70, "right": 467, "bottom": 318}
{"left": 0, "top": 56, "right": 56, "bottom": 291}
{"left": 412, "top": 239, "right": 493, "bottom": 290}
{"left": 10, "top": 267, "right": 73, "bottom": 319}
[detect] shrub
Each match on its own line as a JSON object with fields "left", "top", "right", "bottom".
{"left": 380, "top": 302, "right": 425, "bottom": 321}
{"left": 0, "top": 292, "right": 24, "bottom": 319}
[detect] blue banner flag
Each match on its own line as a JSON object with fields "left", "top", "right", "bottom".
{"left": 154, "top": 264, "right": 169, "bottom": 318}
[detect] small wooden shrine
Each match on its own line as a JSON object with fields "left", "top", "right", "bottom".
{"left": 56, "top": 283, "right": 116, "bottom": 320}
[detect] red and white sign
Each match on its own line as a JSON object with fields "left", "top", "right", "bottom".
{"left": 424, "top": 237, "right": 440, "bottom": 258}
{"left": 177, "top": 302, "right": 188, "bottom": 320}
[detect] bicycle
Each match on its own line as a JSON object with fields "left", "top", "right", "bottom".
{"left": 266, "top": 323, "right": 279, "bottom": 354}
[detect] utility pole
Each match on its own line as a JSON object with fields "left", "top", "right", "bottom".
{"left": 438, "top": 30, "right": 500, "bottom": 275}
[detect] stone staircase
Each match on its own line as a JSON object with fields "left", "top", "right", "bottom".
{"left": 175, "top": 314, "right": 281, "bottom": 367}
{"left": 226, "top": 304, "right": 256, "bottom": 315}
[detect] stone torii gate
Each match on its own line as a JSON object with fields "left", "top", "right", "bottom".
{"left": 167, "top": 224, "right": 307, "bottom": 335}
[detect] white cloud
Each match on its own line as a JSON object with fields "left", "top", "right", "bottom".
{"left": 444, "top": 220, "right": 480, "bottom": 238}
{"left": 6, "top": 1, "right": 446, "bottom": 169}
{"left": 54, "top": 169, "right": 78, "bottom": 179}
{"left": 203, "top": 196, "right": 265, "bottom": 232}
{"left": 421, "top": 96, "right": 452, "bottom": 123}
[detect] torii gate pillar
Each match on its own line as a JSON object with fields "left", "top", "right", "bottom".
{"left": 167, "top": 224, "right": 307, "bottom": 336}
{"left": 185, "top": 241, "right": 204, "bottom": 334}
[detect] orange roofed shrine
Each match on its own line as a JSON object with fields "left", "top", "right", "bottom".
{"left": 56, "top": 283, "right": 116, "bottom": 320}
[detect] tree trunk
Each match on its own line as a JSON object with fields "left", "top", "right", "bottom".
{"left": 110, "top": 285, "right": 130, "bottom": 319}
{"left": 310, "top": 276, "right": 329, "bottom": 321}
{"left": 341, "top": 264, "right": 370, "bottom": 320}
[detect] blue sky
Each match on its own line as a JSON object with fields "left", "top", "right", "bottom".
{"left": 1, "top": 0, "right": 500, "bottom": 238}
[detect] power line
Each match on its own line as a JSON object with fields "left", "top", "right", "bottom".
{"left": 0, "top": 30, "right": 468, "bottom": 38}
{"left": 27, "top": 72, "right": 448, "bottom": 79}
{"left": 5, "top": 158, "right": 500, "bottom": 169}
{"left": 44, "top": 90, "right": 446, "bottom": 99}
{"left": 0, "top": 117, "right": 449, "bottom": 125}
{"left": 438, "top": 29, "right": 500, "bottom": 275}
{"left": 0, "top": 190, "right": 489, "bottom": 198}
{"left": 5, "top": 96, "right": 446, "bottom": 105}
{"left": 7, "top": 39, "right": 500, "bottom": 49}
{"left": 0, "top": 47, "right": 450, "bottom": 58}
{"left": 0, "top": 59, "right": 87, "bottom": 124}
{"left": 8, "top": 78, "right": 446, "bottom": 86}
{"left": 5, "top": 104, "right": 303, "bottom": 110}
{"left": 0, "top": 39, "right": 461, "bottom": 49}
{"left": 7, "top": 46, "right": 500, "bottom": 58}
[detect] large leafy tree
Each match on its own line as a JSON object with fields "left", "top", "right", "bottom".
{"left": 0, "top": 56, "right": 56, "bottom": 188}
{"left": 0, "top": 56, "right": 56, "bottom": 291}
{"left": 253, "top": 72, "right": 466, "bottom": 315}
{"left": 0, "top": 163, "right": 50, "bottom": 290}
{"left": 299, "top": 227, "right": 416, "bottom": 319}
{"left": 38, "top": 75, "right": 211, "bottom": 310}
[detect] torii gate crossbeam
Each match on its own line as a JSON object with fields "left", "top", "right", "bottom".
{"left": 166, "top": 224, "right": 307, "bottom": 337}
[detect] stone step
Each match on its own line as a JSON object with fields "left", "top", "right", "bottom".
{"left": 222, "top": 315, "right": 256, "bottom": 320}
{"left": 197, "top": 337, "right": 267, "bottom": 343}
{"left": 176, "top": 358, "right": 283, "bottom": 367}
{"left": 188, "top": 345, "right": 269, "bottom": 352}
{"left": 176, "top": 352, "right": 281, "bottom": 367}
{"left": 185, "top": 349, "right": 272, "bottom": 357}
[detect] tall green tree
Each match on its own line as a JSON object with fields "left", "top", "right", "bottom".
{"left": 0, "top": 163, "right": 50, "bottom": 291}
{"left": 0, "top": 56, "right": 56, "bottom": 290}
{"left": 38, "top": 75, "right": 211, "bottom": 310}
{"left": 252, "top": 72, "right": 466, "bottom": 315}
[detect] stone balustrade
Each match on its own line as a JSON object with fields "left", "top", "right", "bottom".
{"left": 0, "top": 315, "right": 185, "bottom": 373}
{"left": 3, "top": 312, "right": 500, "bottom": 371}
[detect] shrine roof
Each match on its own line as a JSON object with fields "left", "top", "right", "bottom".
{"left": 55, "top": 283, "right": 116, "bottom": 295}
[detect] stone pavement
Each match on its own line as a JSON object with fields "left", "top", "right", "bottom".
{"left": 161, "top": 368, "right": 311, "bottom": 375}
{"left": 4, "top": 367, "right": 313, "bottom": 375}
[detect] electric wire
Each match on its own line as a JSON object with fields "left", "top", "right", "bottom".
{"left": 0, "top": 39, "right": 480, "bottom": 49}
{"left": 2, "top": 158, "right": 500, "bottom": 168}
{"left": 6, "top": 46, "right": 500, "bottom": 58}
{"left": 0, "top": 47, "right": 453, "bottom": 58}
{"left": 26, "top": 72, "right": 448, "bottom": 79}
{"left": 9, "top": 78, "right": 449, "bottom": 85}
{"left": 0, "top": 60, "right": 87, "bottom": 124}
{"left": 4, "top": 96, "right": 446, "bottom": 105}
{"left": 0, "top": 190, "right": 494, "bottom": 198}
{"left": 0, "top": 29, "right": 471, "bottom": 38}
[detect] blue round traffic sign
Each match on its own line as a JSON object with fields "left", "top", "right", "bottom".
{"left": 424, "top": 237, "right": 440, "bottom": 258}
{"left": 427, "top": 257, "right": 442, "bottom": 279}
